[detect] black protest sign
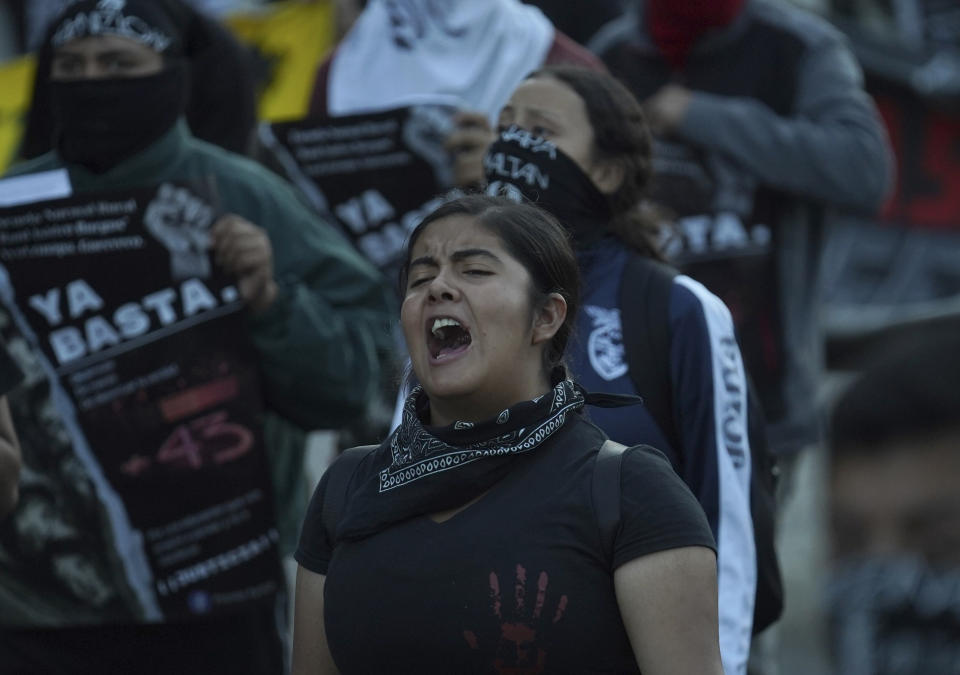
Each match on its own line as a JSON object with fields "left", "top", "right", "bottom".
{"left": 0, "top": 182, "right": 282, "bottom": 621}
{"left": 263, "top": 104, "right": 458, "bottom": 278}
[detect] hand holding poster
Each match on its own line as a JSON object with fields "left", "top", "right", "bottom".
{"left": 0, "top": 180, "right": 282, "bottom": 622}
{"left": 262, "top": 104, "right": 459, "bottom": 280}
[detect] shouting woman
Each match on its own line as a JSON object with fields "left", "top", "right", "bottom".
{"left": 292, "top": 195, "right": 723, "bottom": 675}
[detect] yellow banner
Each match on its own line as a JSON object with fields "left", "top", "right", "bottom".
{"left": 226, "top": 0, "right": 336, "bottom": 122}
{"left": 0, "top": 55, "right": 37, "bottom": 175}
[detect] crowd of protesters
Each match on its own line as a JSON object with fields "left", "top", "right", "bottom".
{"left": 3, "top": 1, "right": 955, "bottom": 674}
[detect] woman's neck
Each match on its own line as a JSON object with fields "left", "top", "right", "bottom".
{"left": 427, "top": 376, "right": 553, "bottom": 428}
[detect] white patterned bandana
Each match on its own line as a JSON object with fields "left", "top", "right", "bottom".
{"left": 51, "top": 0, "right": 180, "bottom": 54}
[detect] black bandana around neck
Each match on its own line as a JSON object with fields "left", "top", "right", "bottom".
{"left": 51, "top": 63, "right": 188, "bottom": 173}
{"left": 336, "top": 376, "right": 641, "bottom": 542}
{"left": 484, "top": 126, "right": 614, "bottom": 249}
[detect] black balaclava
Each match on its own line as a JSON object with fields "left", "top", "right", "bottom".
{"left": 483, "top": 127, "right": 614, "bottom": 249}
{"left": 21, "top": 0, "right": 258, "bottom": 161}
{"left": 46, "top": 0, "right": 190, "bottom": 173}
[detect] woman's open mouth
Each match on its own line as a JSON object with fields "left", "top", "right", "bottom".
{"left": 427, "top": 317, "right": 472, "bottom": 361}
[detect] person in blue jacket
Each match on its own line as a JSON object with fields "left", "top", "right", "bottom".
{"left": 484, "top": 66, "right": 757, "bottom": 674}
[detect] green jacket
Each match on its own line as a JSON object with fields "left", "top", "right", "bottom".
{"left": 0, "top": 122, "right": 393, "bottom": 624}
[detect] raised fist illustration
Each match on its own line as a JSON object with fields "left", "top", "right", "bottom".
{"left": 144, "top": 183, "right": 214, "bottom": 281}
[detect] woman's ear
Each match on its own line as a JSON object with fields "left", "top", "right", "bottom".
{"left": 590, "top": 159, "right": 625, "bottom": 196}
{"left": 532, "top": 293, "right": 568, "bottom": 346}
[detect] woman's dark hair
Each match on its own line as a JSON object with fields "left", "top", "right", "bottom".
{"left": 402, "top": 194, "right": 581, "bottom": 376}
{"left": 527, "top": 65, "right": 664, "bottom": 260}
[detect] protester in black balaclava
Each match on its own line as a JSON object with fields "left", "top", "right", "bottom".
{"left": 19, "top": 0, "right": 257, "bottom": 164}
{"left": 43, "top": 0, "right": 190, "bottom": 173}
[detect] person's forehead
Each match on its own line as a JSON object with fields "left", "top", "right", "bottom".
{"left": 413, "top": 215, "right": 504, "bottom": 255}
{"left": 508, "top": 77, "right": 583, "bottom": 112}
{"left": 53, "top": 33, "right": 160, "bottom": 57}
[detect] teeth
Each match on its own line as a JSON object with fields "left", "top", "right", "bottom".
{"left": 431, "top": 318, "right": 461, "bottom": 336}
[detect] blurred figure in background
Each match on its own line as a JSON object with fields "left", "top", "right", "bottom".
{"left": 307, "top": 0, "right": 606, "bottom": 191}
{"left": 828, "top": 322, "right": 960, "bottom": 675}
{"left": 523, "top": 0, "right": 626, "bottom": 47}
{"left": 589, "top": 0, "right": 894, "bottom": 465}
{"left": 18, "top": 0, "right": 259, "bottom": 160}
{"left": 307, "top": 0, "right": 603, "bottom": 120}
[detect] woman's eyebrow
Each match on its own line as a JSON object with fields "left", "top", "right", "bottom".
{"left": 409, "top": 255, "right": 438, "bottom": 269}
{"left": 527, "top": 108, "right": 562, "bottom": 128}
{"left": 409, "top": 249, "right": 501, "bottom": 270}
{"left": 451, "top": 249, "right": 502, "bottom": 264}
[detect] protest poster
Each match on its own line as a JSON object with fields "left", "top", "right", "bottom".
{"left": 262, "top": 104, "right": 459, "bottom": 280}
{"left": 0, "top": 181, "right": 282, "bottom": 622}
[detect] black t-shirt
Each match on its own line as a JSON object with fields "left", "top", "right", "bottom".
{"left": 296, "top": 417, "right": 715, "bottom": 674}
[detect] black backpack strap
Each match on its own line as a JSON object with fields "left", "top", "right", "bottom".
{"left": 619, "top": 256, "right": 681, "bottom": 455}
{"left": 321, "top": 444, "right": 377, "bottom": 546}
{"left": 592, "top": 439, "right": 628, "bottom": 571}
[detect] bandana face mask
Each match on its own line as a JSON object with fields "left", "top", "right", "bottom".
{"left": 829, "top": 557, "right": 960, "bottom": 674}
{"left": 483, "top": 127, "right": 613, "bottom": 248}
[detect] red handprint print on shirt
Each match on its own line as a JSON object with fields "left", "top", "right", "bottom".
{"left": 463, "top": 564, "right": 569, "bottom": 675}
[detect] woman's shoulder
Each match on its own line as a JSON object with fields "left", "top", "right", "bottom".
{"left": 619, "top": 442, "right": 680, "bottom": 477}
{"left": 614, "top": 442, "right": 713, "bottom": 521}
{"left": 328, "top": 444, "right": 382, "bottom": 489}
{"left": 612, "top": 444, "right": 717, "bottom": 567}
{"left": 557, "top": 413, "right": 610, "bottom": 452}
{"left": 309, "top": 444, "right": 382, "bottom": 520}
{"left": 297, "top": 443, "right": 382, "bottom": 572}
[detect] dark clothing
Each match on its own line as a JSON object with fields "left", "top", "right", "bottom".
{"left": 590, "top": 0, "right": 893, "bottom": 455}
{"left": 523, "top": 0, "right": 624, "bottom": 47}
{"left": 297, "top": 414, "right": 715, "bottom": 675}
